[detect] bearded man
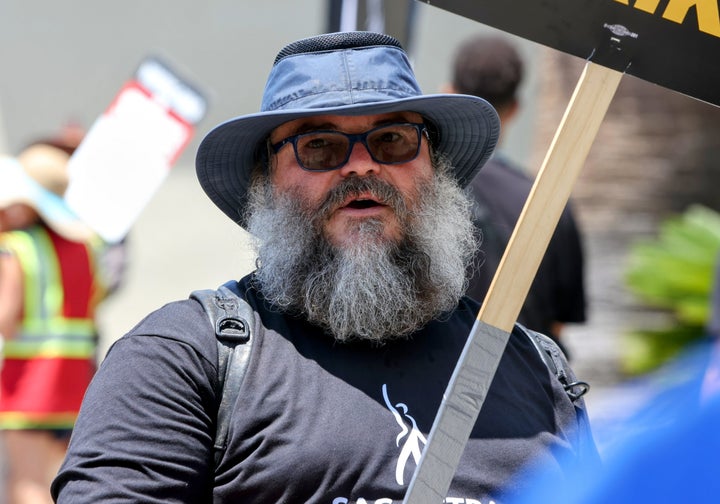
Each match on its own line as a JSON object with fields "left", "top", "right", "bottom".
{"left": 52, "top": 32, "right": 599, "bottom": 504}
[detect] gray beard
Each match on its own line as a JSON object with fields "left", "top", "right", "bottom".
{"left": 246, "top": 159, "right": 478, "bottom": 343}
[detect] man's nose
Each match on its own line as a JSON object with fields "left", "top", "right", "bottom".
{"left": 338, "top": 141, "right": 380, "bottom": 177}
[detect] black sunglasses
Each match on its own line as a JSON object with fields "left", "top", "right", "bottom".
{"left": 270, "top": 122, "right": 428, "bottom": 172}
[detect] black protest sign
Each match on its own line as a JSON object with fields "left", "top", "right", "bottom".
{"left": 421, "top": 0, "right": 720, "bottom": 107}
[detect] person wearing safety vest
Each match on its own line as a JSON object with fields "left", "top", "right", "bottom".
{"left": 0, "top": 141, "right": 110, "bottom": 504}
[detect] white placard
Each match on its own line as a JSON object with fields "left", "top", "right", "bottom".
{"left": 65, "top": 58, "right": 206, "bottom": 243}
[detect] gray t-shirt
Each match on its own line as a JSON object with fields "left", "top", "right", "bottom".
{"left": 52, "top": 275, "right": 600, "bottom": 503}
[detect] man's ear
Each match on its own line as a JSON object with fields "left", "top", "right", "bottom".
{"left": 500, "top": 99, "right": 520, "bottom": 124}
{"left": 439, "top": 83, "right": 457, "bottom": 94}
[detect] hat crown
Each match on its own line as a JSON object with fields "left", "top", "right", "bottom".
{"left": 261, "top": 31, "right": 423, "bottom": 113}
{"left": 273, "top": 31, "right": 402, "bottom": 64}
{"left": 196, "top": 31, "right": 500, "bottom": 230}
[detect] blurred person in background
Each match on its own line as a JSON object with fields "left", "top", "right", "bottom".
{"left": 0, "top": 133, "right": 114, "bottom": 504}
{"left": 443, "top": 34, "right": 586, "bottom": 356}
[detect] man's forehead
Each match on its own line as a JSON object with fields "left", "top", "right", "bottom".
{"left": 271, "top": 111, "right": 424, "bottom": 139}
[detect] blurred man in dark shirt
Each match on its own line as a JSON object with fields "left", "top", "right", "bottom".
{"left": 444, "top": 34, "right": 587, "bottom": 355}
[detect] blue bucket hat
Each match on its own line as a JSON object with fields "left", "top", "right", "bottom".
{"left": 196, "top": 31, "right": 500, "bottom": 228}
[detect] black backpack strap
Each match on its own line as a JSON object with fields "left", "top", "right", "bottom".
{"left": 190, "top": 285, "right": 255, "bottom": 467}
{"left": 516, "top": 323, "right": 589, "bottom": 402}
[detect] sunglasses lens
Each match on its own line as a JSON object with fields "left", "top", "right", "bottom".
{"left": 367, "top": 124, "right": 421, "bottom": 164}
{"left": 295, "top": 124, "right": 422, "bottom": 171}
{"left": 296, "top": 133, "right": 350, "bottom": 171}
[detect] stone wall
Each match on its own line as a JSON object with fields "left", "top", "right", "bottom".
{"left": 530, "top": 48, "right": 720, "bottom": 386}
{"left": 532, "top": 49, "right": 720, "bottom": 236}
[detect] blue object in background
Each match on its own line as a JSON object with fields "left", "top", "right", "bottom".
{"left": 508, "top": 340, "right": 720, "bottom": 503}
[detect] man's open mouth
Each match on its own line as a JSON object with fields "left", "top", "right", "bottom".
{"left": 345, "top": 198, "right": 384, "bottom": 209}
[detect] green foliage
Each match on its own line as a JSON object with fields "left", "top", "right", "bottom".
{"left": 622, "top": 325, "right": 706, "bottom": 376}
{"left": 623, "top": 205, "right": 720, "bottom": 374}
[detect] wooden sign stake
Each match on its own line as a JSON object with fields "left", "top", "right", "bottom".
{"left": 403, "top": 61, "right": 624, "bottom": 504}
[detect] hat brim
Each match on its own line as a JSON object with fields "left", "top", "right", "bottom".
{"left": 0, "top": 157, "right": 95, "bottom": 242}
{"left": 196, "top": 93, "right": 499, "bottom": 228}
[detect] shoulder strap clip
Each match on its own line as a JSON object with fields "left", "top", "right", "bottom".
{"left": 518, "top": 323, "right": 590, "bottom": 402}
{"left": 190, "top": 284, "right": 255, "bottom": 468}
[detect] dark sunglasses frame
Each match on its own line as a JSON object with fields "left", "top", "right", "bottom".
{"left": 270, "top": 122, "right": 429, "bottom": 172}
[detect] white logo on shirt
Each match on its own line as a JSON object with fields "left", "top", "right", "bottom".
{"left": 382, "top": 383, "right": 427, "bottom": 486}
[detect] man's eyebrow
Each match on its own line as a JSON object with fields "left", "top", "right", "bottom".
{"left": 284, "top": 114, "right": 420, "bottom": 137}
{"left": 270, "top": 122, "right": 334, "bottom": 144}
{"left": 290, "top": 122, "right": 337, "bottom": 135}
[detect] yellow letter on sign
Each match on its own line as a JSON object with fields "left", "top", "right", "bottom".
{"left": 663, "top": 0, "right": 720, "bottom": 37}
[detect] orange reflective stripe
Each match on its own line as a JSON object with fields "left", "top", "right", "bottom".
{"left": 0, "top": 411, "right": 78, "bottom": 430}
{"left": 3, "top": 338, "right": 95, "bottom": 359}
{"left": 22, "top": 317, "right": 95, "bottom": 336}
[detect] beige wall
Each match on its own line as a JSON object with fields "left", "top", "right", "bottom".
{"left": 0, "top": 1, "right": 547, "bottom": 354}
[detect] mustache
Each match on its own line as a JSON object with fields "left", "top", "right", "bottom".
{"left": 315, "top": 176, "right": 407, "bottom": 219}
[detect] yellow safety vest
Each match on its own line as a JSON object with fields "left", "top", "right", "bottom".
{"left": 1, "top": 226, "right": 98, "bottom": 360}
